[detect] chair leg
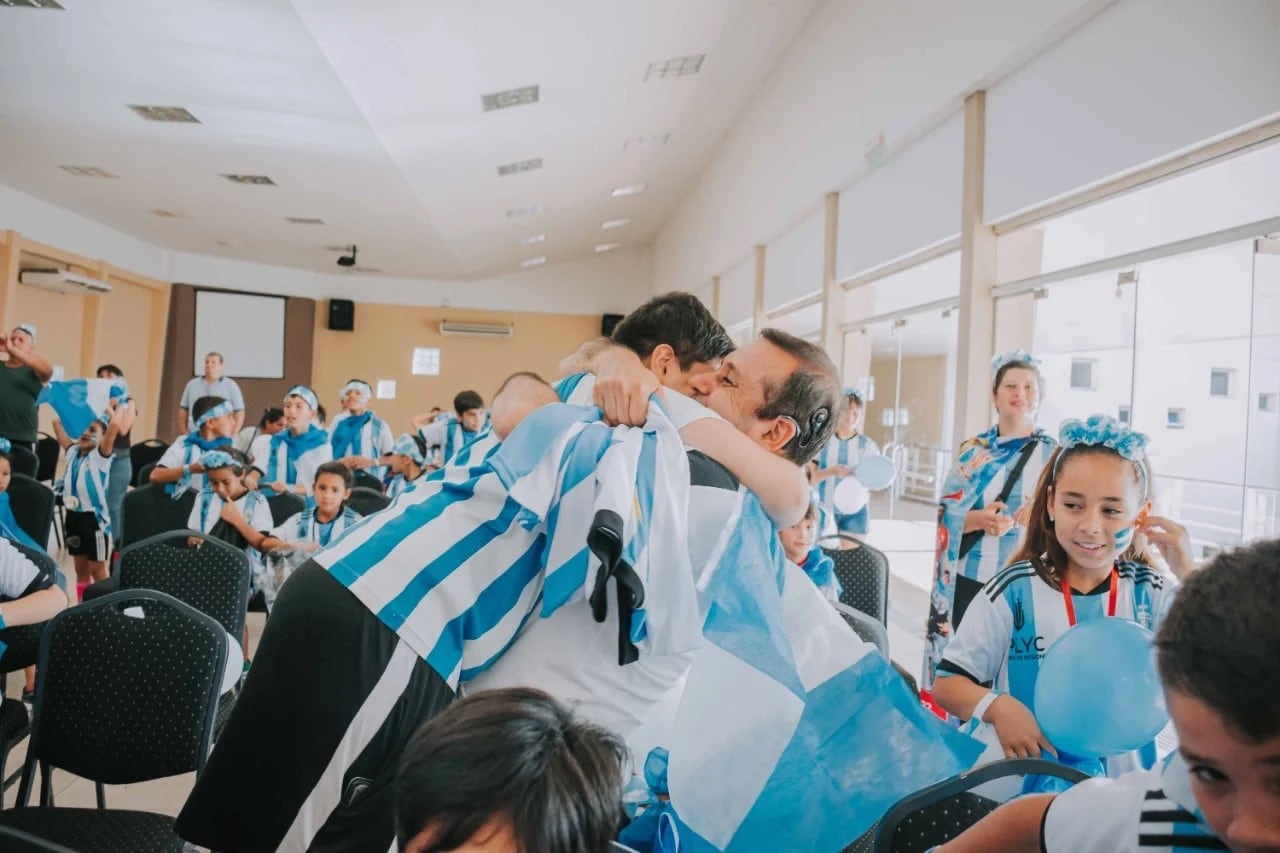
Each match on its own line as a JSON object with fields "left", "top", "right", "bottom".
{"left": 15, "top": 749, "right": 37, "bottom": 807}
{"left": 95, "top": 780, "right": 106, "bottom": 810}
{"left": 39, "top": 761, "right": 54, "bottom": 807}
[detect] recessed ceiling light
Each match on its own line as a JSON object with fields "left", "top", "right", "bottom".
{"left": 128, "top": 105, "right": 200, "bottom": 123}
{"left": 151, "top": 209, "right": 185, "bottom": 218}
{"left": 602, "top": 218, "right": 631, "bottom": 230}
{"left": 497, "top": 157, "right": 542, "bottom": 177}
{"left": 623, "top": 133, "right": 671, "bottom": 151}
{"left": 215, "top": 240, "right": 234, "bottom": 247}
{"left": 595, "top": 243, "right": 621, "bottom": 253}
{"left": 222, "top": 174, "right": 276, "bottom": 185}
{"left": 520, "top": 256, "right": 547, "bottom": 268}
{"left": 481, "top": 85, "right": 539, "bottom": 112}
{"left": 507, "top": 203, "right": 545, "bottom": 218}
{"left": 1, "top": 1, "right": 65, "bottom": 9}
{"left": 517, "top": 234, "right": 546, "bottom": 246}
{"left": 58, "top": 165, "right": 117, "bottom": 178}
{"left": 644, "top": 54, "right": 705, "bottom": 81}
{"left": 610, "top": 182, "right": 648, "bottom": 197}
{"left": 285, "top": 217, "right": 325, "bottom": 225}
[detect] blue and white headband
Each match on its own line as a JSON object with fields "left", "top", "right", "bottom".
{"left": 842, "top": 387, "right": 863, "bottom": 403}
{"left": 0, "top": 438, "right": 10, "bottom": 454}
{"left": 286, "top": 385, "right": 318, "bottom": 411}
{"left": 200, "top": 450, "right": 239, "bottom": 470}
{"left": 1054, "top": 414, "right": 1150, "bottom": 496}
{"left": 341, "top": 381, "right": 372, "bottom": 404}
{"left": 14, "top": 323, "right": 36, "bottom": 344}
{"left": 196, "top": 400, "right": 235, "bottom": 428}
{"left": 392, "top": 432, "right": 426, "bottom": 466}
{"left": 990, "top": 349, "right": 1041, "bottom": 378}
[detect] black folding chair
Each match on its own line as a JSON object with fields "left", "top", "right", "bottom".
{"left": 266, "top": 492, "right": 305, "bottom": 527}
{"left": 352, "top": 470, "right": 383, "bottom": 492}
{"left": 346, "top": 487, "right": 390, "bottom": 517}
{"left": 33, "top": 436, "right": 60, "bottom": 486}
{"left": 820, "top": 533, "right": 890, "bottom": 627}
{"left": 0, "top": 590, "right": 226, "bottom": 853}
{"left": 128, "top": 440, "right": 168, "bottom": 488}
{"left": 842, "top": 758, "right": 1092, "bottom": 852}
{"left": 136, "top": 462, "right": 157, "bottom": 486}
{"left": 833, "top": 601, "right": 889, "bottom": 657}
{"left": 119, "top": 485, "right": 196, "bottom": 550}
{"left": 6, "top": 446, "right": 39, "bottom": 480}
{"left": 0, "top": 545, "right": 65, "bottom": 793}
{"left": 4, "top": 475, "right": 54, "bottom": 551}
{"left": 0, "top": 825, "right": 77, "bottom": 852}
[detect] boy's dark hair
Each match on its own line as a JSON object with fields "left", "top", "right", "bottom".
{"left": 191, "top": 396, "right": 230, "bottom": 425}
{"left": 757, "top": 328, "right": 841, "bottom": 466}
{"left": 314, "top": 461, "right": 352, "bottom": 489}
{"left": 611, "top": 291, "right": 734, "bottom": 371}
{"left": 453, "top": 390, "right": 485, "bottom": 415}
{"left": 1156, "top": 539, "right": 1280, "bottom": 742}
{"left": 346, "top": 377, "right": 369, "bottom": 386}
{"left": 395, "top": 687, "right": 626, "bottom": 853}
{"left": 95, "top": 363, "right": 124, "bottom": 378}
{"left": 258, "top": 407, "right": 284, "bottom": 429}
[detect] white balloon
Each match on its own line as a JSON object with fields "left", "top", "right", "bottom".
{"left": 833, "top": 477, "right": 869, "bottom": 514}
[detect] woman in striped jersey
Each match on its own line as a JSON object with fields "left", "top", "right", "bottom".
{"left": 933, "top": 415, "right": 1195, "bottom": 777}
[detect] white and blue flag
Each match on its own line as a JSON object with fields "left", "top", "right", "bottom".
{"left": 37, "top": 379, "right": 123, "bottom": 439}
{"left": 317, "top": 400, "right": 698, "bottom": 689}
{"left": 643, "top": 491, "right": 983, "bottom": 852}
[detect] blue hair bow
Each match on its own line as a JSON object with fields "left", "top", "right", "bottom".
{"left": 200, "top": 450, "right": 238, "bottom": 470}
{"left": 990, "top": 349, "right": 1041, "bottom": 378}
{"left": 1056, "top": 414, "right": 1150, "bottom": 495}
{"left": 0, "top": 438, "right": 9, "bottom": 454}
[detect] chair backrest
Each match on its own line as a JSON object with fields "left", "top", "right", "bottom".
{"left": 267, "top": 492, "right": 306, "bottom": 526}
{"left": 120, "top": 484, "right": 197, "bottom": 549}
{"left": 128, "top": 439, "right": 169, "bottom": 487}
{"left": 822, "top": 535, "right": 890, "bottom": 626}
{"left": 29, "top": 590, "right": 226, "bottom": 785}
{"left": 346, "top": 486, "right": 391, "bottom": 517}
{"left": 833, "top": 601, "right": 889, "bottom": 657}
{"left": 351, "top": 470, "right": 383, "bottom": 492}
{"left": 0, "top": 825, "right": 78, "bottom": 853}
{"left": 5, "top": 473, "right": 53, "bottom": 547}
{"left": 118, "top": 530, "right": 251, "bottom": 639}
{"left": 34, "top": 435, "right": 61, "bottom": 484}
{"left": 0, "top": 543, "right": 65, "bottom": 673}
{"left": 137, "top": 461, "right": 158, "bottom": 485}
{"left": 7, "top": 444, "right": 39, "bottom": 479}
{"left": 867, "top": 758, "right": 1091, "bottom": 852}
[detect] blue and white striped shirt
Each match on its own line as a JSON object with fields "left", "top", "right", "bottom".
{"left": 814, "top": 433, "right": 880, "bottom": 516}
{"left": 318, "top": 401, "right": 697, "bottom": 689}
{"left": 418, "top": 414, "right": 487, "bottom": 468}
{"left": 61, "top": 446, "right": 113, "bottom": 533}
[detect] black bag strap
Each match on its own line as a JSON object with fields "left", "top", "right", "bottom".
{"left": 956, "top": 439, "right": 1040, "bottom": 561}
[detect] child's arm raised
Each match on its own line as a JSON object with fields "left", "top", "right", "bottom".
{"left": 98, "top": 401, "right": 123, "bottom": 457}
{"left": 50, "top": 418, "right": 72, "bottom": 450}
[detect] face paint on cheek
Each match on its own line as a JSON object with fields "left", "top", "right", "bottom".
{"left": 1114, "top": 527, "right": 1134, "bottom": 552}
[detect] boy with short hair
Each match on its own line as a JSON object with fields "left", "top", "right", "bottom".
{"left": 329, "top": 379, "right": 394, "bottom": 476}
{"left": 394, "top": 688, "right": 628, "bottom": 853}
{"left": 937, "top": 538, "right": 1280, "bottom": 852}
{"left": 779, "top": 501, "right": 841, "bottom": 600}
{"left": 256, "top": 462, "right": 359, "bottom": 554}
{"left": 151, "top": 395, "right": 236, "bottom": 494}
{"left": 414, "top": 390, "right": 487, "bottom": 466}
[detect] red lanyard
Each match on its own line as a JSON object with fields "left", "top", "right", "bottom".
{"left": 1061, "top": 566, "right": 1119, "bottom": 627}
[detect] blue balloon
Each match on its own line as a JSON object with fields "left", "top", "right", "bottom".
{"left": 1033, "top": 617, "right": 1168, "bottom": 759}
{"left": 854, "top": 454, "right": 896, "bottom": 491}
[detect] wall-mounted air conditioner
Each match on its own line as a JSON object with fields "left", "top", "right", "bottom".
{"left": 438, "top": 320, "right": 513, "bottom": 338}
{"left": 18, "top": 268, "right": 112, "bottom": 295}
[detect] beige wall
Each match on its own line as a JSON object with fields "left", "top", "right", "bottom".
{"left": 866, "top": 354, "right": 949, "bottom": 449}
{"left": 0, "top": 231, "right": 170, "bottom": 438}
{"left": 311, "top": 302, "right": 602, "bottom": 432}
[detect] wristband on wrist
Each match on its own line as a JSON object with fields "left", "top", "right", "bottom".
{"left": 0, "top": 606, "right": 6, "bottom": 630}
{"left": 972, "top": 690, "right": 1000, "bottom": 723}
{"left": 182, "top": 464, "right": 191, "bottom": 476}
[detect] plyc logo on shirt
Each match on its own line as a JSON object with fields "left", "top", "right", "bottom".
{"left": 1008, "top": 593, "right": 1046, "bottom": 659}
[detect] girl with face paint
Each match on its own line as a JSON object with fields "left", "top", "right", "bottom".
{"left": 932, "top": 415, "right": 1195, "bottom": 779}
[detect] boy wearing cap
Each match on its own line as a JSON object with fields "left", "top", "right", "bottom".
{"left": 0, "top": 324, "right": 54, "bottom": 454}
